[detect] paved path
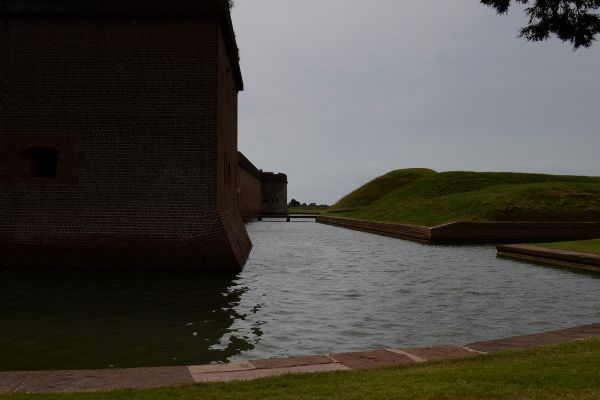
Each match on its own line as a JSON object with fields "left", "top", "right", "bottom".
{"left": 2, "top": 323, "right": 600, "bottom": 394}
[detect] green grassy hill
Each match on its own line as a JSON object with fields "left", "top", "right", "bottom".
{"left": 325, "top": 169, "right": 600, "bottom": 226}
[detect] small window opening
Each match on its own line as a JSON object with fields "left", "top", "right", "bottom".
{"left": 223, "top": 152, "right": 232, "bottom": 188}
{"left": 21, "top": 147, "right": 59, "bottom": 177}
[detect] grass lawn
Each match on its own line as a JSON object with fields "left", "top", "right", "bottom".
{"left": 539, "top": 239, "right": 600, "bottom": 256}
{"left": 4, "top": 338, "right": 600, "bottom": 399}
{"left": 324, "top": 169, "right": 600, "bottom": 226}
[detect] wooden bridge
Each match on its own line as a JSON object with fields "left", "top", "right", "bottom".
{"left": 243, "top": 214, "right": 319, "bottom": 222}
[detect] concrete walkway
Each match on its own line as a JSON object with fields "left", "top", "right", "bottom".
{"left": 2, "top": 323, "right": 600, "bottom": 394}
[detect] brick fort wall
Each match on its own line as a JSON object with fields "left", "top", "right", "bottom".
{"left": 0, "top": 13, "right": 250, "bottom": 269}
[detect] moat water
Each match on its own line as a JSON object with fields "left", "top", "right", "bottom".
{"left": 2, "top": 220, "right": 600, "bottom": 371}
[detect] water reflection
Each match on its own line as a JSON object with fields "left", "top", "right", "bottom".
{"left": 2, "top": 221, "right": 600, "bottom": 371}
{"left": 0, "top": 270, "right": 255, "bottom": 371}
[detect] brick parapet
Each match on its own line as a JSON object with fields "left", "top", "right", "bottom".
{"left": 0, "top": 0, "right": 243, "bottom": 89}
{"left": 237, "top": 152, "right": 262, "bottom": 181}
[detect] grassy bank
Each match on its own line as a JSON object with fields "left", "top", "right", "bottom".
{"left": 4, "top": 338, "right": 600, "bottom": 399}
{"left": 540, "top": 239, "right": 600, "bottom": 256}
{"left": 325, "top": 169, "right": 600, "bottom": 226}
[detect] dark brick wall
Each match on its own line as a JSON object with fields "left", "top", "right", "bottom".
{"left": 238, "top": 168, "right": 262, "bottom": 216}
{"left": 261, "top": 173, "right": 288, "bottom": 215}
{"left": 237, "top": 152, "right": 262, "bottom": 217}
{"left": 215, "top": 25, "right": 251, "bottom": 267}
{"left": 0, "top": 15, "right": 249, "bottom": 269}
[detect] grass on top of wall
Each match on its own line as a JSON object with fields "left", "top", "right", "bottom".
{"left": 4, "top": 338, "right": 600, "bottom": 400}
{"left": 324, "top": 169, "right": 600, "bottom": 227}
{"left": 539, "top": 239, "right": 600, "bottom": 256}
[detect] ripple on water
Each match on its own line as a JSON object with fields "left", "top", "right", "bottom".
{"left": 2, "top": 221, "right": 600, "bottom": 371}
{"left": 228, "top": 222, "right": 600, "bottom": 360}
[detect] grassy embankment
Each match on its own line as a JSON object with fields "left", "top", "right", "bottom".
{"left": 539, "top": 239, "right": 600, "bottom": 256}
{"left": 4, "top": 339, "right": 600, "bottom": 400}
{"left": 324, "top": 169, "right": 600, "bottom": 227}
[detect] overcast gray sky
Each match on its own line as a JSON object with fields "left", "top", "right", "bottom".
{"left": 232, "top": 0, "right": 600, "bottom": 205}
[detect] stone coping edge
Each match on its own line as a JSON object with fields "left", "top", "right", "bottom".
{"left": 316, "top": 215, "right": 600, "bottom": 244}
{"left": 497, "top": 244, "right": 600, "bottom": 273}
{"left": 2, "top": 323, "right": 600, "bottom": 393}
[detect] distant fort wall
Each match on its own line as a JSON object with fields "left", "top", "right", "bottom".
{"left": 261, "top": 172, "right": 289, "bottom": 216}
{"left": 237, "top": 152, "right": 263, "bottom": 216}
{"left": 238, "top": 152, "right": 288, "bottom": 216}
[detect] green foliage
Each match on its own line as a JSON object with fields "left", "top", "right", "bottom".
{"left": 5, "top": 338, "right": 600, "bottom": 399}
{"left": 481, "top": 0, "right": 600, "bottom": 48}
{"left": 325, "top": 169, "right": 600, "bottom": 226}
{"left": 288, "top": 199, "right": 301, "bottom": 208}
{"left": 541, "top": 239, "right": 600, "bottom": 255}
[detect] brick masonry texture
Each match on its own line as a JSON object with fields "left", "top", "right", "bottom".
{"left": 0, "top": 4, "right": 251, "bottom": 269}
{"left": 2, "top": 323, "right": 599, "bottom": 393}
{"left": 237, "top": 152, "right": 262, "bottom": 216}
{"left": 317, "top": 216, "right": 600, "bottom": 244}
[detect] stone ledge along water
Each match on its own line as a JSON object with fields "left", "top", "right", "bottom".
{"left": 2, "top": 324, "right": 599, "bottom": 393}
{"left": 498, "top": 244, "right": 600, "bottom": 273}
{"left": 317, "top": 215, "right": 600, "bottom": 243}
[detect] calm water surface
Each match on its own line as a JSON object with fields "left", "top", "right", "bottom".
{"left": 2, "top": 220, "right": 600, "bottom": 371}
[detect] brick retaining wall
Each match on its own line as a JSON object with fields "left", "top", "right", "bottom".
{"left": 317, "top": 216, "right": 600, "bottom": 244}
{"left": 497, "top": 244, "right": 600, "bottom": 272}
{"left": 317, "top": 216, "right": 431, "bottom": 242}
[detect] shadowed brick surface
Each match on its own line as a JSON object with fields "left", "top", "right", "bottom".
{"left": 467, "top": 323, "right": 600, "bottom": 353}
{"left": 403, "top": 346, "right": 479, "bottom": 361}
{"left": 0, "top": 372, "right": 29, "bottom": 393}
{"left": 191, "top": 363, "right": 348, "bottom": 383}
{"left": 15, "top": 367, "right": 194, "bottom": 393}
{"left": 188, "top": 362, "right": 255, "bottom": 375}
{"left": 329, "top": 350, "right": 414, "bottom": 369}
{"left": 250, "top": 355, "right": 333, "bottom": 369}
